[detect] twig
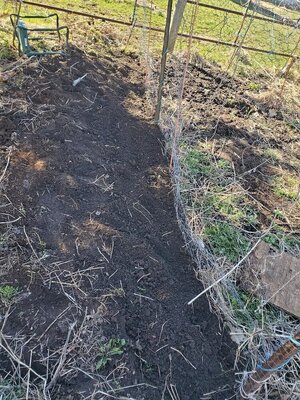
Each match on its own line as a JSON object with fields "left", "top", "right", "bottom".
{"left": 23, "top": 226, "right": 39, "bottom": 260}
{"left": 0, "top": 216, "right": 21, "bottom": 224}
{"left": 38, "top": 305, "right": 71, "bottom": 341}
{"left": 188, "top": 235, "right": 265, "bottom": 305}
{"left": 46, "top": 321, "right": 76, "bottom": 390}
{"left": 0, "top": 146, "right": 13, "bottom": 184}
{"left": 0, "top": 332, "right": 47, "bottom": 383}
{"left": 170, "top": 347, "right": 197, "bottom": 370}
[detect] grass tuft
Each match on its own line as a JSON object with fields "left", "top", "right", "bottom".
{"left": 0, "top": 285, "right": 18, "bottom": 306}
{"left": 204, "top": 222, "right": 249, "bottom": 262}
{"left": 272, "top": 174, "right": 299, "bottom": 201}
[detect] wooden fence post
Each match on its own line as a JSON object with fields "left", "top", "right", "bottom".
{"left": 168, "top": 0, "right": 187, "bottom": 53}
{"left": 154, "top": 0, "right": 173, "bottom": 123}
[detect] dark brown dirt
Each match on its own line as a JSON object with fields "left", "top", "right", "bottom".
{"left": 0, "top": 49, "right": 237, "bottom": 399}
{"left": 0, "top": 116, "right": 15, "bottom": 146}
{"left": 165, "top": 58, "right": 300, "bottom": 235}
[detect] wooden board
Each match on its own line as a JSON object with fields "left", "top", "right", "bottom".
{"left": 241, "top": 242, "right": 300, "bottom": 318}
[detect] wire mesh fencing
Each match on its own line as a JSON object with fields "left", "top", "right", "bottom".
{"left": 138, "top": 0, "right": 300, "bottom": 399}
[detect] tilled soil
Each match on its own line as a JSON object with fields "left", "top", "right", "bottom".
{"left": 0, "top": 49, "right": 236, "bottom": 399}
{"left": 164, "top": 58, "right": 300, "bottom": 236}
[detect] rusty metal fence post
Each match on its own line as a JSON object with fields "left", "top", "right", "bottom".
{"left": 241, "top": 332, "right": 300, "bottom": 398}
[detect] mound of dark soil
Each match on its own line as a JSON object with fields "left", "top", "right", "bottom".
{"left": 0, "top": 48, "right": 236, "bottom": 399}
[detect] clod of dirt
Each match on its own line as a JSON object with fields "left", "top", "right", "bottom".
{"left": 0, "top": 116, "right": 15, "bottom": 146}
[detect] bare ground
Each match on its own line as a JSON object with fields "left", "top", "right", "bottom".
{"left": 0, "top": 48, "right": 237, "bottom": 399}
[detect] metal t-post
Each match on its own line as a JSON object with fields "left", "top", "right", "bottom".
{"left": 154, "top": 0, "right": 173, "bottom": 124}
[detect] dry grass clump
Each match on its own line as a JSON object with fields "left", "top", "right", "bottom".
{"left": 247, "top": 76, "right": 300, "bottom": 130}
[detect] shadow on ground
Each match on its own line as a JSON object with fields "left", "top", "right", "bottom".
{"left": 0, "top": 47, "right": 236, "bottom": 399}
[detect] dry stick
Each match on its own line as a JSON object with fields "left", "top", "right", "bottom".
{"left": 0, "top": 216, "right": 21, "bottom": 224}
{"left": 148, "top": 0, "right": 154, "bottom": 52}
{"left": 2, "top": 56, "right": 34, "bottom": 73}
{"left": 88, "top": 390, "right": 136, "bottom": 400}
{"left": 38, "top": 305, "right": 71, "bottom": 341}
{"left": 188, "top": 236, "right": 264, "bottom": 305}
{"left": 170, "top": 346, "right": 197, "bottom": 369}
{"left": 23, "top": 225, "right": 39, "bottom": 260}
{"left": 241, "top": 331, "right": 300, "bottom": 398}
{"left": 279, "top": 32, "right": 300, "bottom": 96}
{"left": 227, "top": 0, "right": 252, "bottom": 71}
{"left": 0, "top": 332, "right": 46, "bottom": 383}
{"left": 0, "top": 146, "right": 13, "bottom": 184}
{"left": 12, "top": 0, "right": 22, "bottom": 47}
{"left": 231, "top": 10, "right": 256, "bottom": 76}
{"left": 26, "top": 350, "right": 33, "bottom": 400}
{"left": 46, "top": 321, "right": 76, "bottom": 391}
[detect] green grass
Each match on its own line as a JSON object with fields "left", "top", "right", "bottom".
{"left": 263, "top": 147, "right": 283, "bottom": 161}
{"left": 264, "top": 224, "right": 300, "bottom": 251}
{"left": 272, "top": 174, "right": 299, "bottom": 200}
{"left": 0, "top": 285, "right": 18, "bottom": 306}
{"left": 183, "top": 148, "right": 232, "bottom": 180}
{"left": 96, "top": 338, "right": 126, "bottom": 370}
{"left": 247, "top": 81, "right": 261, "bottom": 91}
{"left": 228, "top": 288, "right": 281, "bottom": 329}
{"left": 204, "top": 193, "right": 258, "bottom": 226}
{"left": 1, "top": 0, "right": 299, "bottom": 72}
{"left": 0, "top": 38, "right": 16, "bottom": 60}
{"left": 204, "top": 222, "right": 249, "bottom": 262}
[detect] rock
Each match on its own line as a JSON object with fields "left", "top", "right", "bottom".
{"left": 241, "top": 242, "right": 300, "bottom": 318}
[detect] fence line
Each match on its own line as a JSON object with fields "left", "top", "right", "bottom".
{"left": 187, "top": 0, "right": 300, "bottom": 28}
{"left": 21, "top": 0, "right": 300, "bottom": 60}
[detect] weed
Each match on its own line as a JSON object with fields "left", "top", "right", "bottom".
{"left": 272, "top": 174, "right": 299, "bottom": 201}
{"left": 183, "top": 149, "right": 214, "bottom": 177}
{"left": 273, "top": 208, "right": 286, "bottom": 221}
{"left": 0, "top": 378, "right": 23, "bottom": 400}
{"left": 263, "top": 147, "right": 282, "bottom": 161}
{"left": 183, "top": 148, "right": 231, "bottom": 182}
{"left": 0, "top": 40, "right": 16, "bottom": 61}
{"left": 140, "top": 357, "right": 154, "bottom": 374}
{"left": 264, "top": 225, "right": 300, "bottom": 251}
{"left": 204, "top": 222, "right": 249, "bottom": 262}
{"left": 96, "top": 338, "right": 126, "bottom": 370}
{"left": 228, "top": 289, "right": 280, "bottom": 329}
{"left": 201, "top": 190, "right": 258, "bottom": 229}
{"left": 18, "top": 203, "right": 26, "bottom": 216}
{"left": 0, "top": 285, "right": 18, "bottom": 306}
{"left": 247, "top": 82, "right": 260, "bottom": 91}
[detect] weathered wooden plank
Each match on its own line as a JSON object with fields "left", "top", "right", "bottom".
{"left": 241, "top": 242, "right": 300, "bottom": 318}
